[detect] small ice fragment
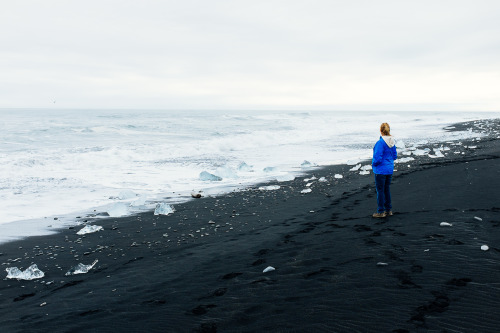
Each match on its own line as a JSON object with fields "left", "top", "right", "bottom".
{"left": 107, "top": 203, "right": 128, "bottom": 217}
{"left": 424, "top": 249, "right": 430, "bottom": 252}
{"left": 304, "top": 176, "right": 317, "bottom": 182}
{"left": 118, "top": 190, "right": 136, "bottom": 200}
{"left": 263, "top": 266, "right": 275, "bottom": 273}
{"left": 334, "top": 174, "right": 343, "bottom": 179}
{"left": 305, "top": 182, "right": 313, "bottom": 187}
{"left": 199, "top": 171, "right": 222, "bottom": 181}
{"left": 440, "top": 222, "right": 453, "bottom": 227}
{"left": 413, "top": 148, "right": 430, "bottom": 156}
{"left": 259, "top": 185, "right": 280, "bottom": 191}
{"left": 208, "top": 220, "right": 216, "bottom": 224}
{"left": 263, "top": 166, "right": 277, "bottom": 173}
{"left": 377, "top": 262, "right": 389, "bottom": 266}
{"left": 154, "top": 203, "right": 175, "bottom": 215}
{"left": 395, "top": 157, "right": 414, "bottom": 163}
{"left": 481, "top": 245, "right": 489, "bottom": 251}
{"left": 65, "top": 260, "right": 98, "bottom": 276}
{"left": 238, "top": 162, "right": 253, "bottom": 172}
{"left": 130, "top": 196, "right": 147, "bottom": 206}
{"left": 429, "top": 149, "right": 444, "bottom": 158}
{"left": 300, "top": 188, "right": 312, "bottom": 194}
{"left": 474, "top": 216, "right": 483, "bottom": 221}
{"left": 359, "top": 170, "right": 370, "bottom": 175}
{"left": 215, "top": 166, "right": 238, "bottom": 179}
{"left": 361, "top": 165, "right": 372, "bottom": 171}
{"left": 349, "top": 164, "right": 361, "bottom": 171}
{"left": 301, "top": 160, "right": 313, "bottom": 168}
{"left": 40, "top": 302, "right": 47, "bottom": 307}
{"left": 318, "top": 177, "right": 327, "bottom": 182}
{"left": 77, "top": 225, "right": 103, "bottom": 235}
{"left": 6, "top": 264, "right": 45, "bottom": 280}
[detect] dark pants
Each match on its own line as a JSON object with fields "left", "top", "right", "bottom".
{"left": 375, "top": 174, "right": 392, "bottom": 213}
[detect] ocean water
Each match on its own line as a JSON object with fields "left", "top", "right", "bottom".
{"left": 0, "top": 109, "right": 493, "bottom": 243}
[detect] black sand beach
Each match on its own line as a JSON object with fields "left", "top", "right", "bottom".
{"left": 1, "top": 119, "right": 499, "bottom": 333}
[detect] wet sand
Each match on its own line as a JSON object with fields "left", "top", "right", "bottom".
{"left": 1, "top": 119, "right": 499, "bottom": 332}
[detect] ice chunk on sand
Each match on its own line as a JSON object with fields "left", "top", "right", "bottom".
{"left": 361, "top": 165, "right": 372, "bottom": 171}
{"left": 77, "top": 225, "right": 103, "bottom": 235}
{"left": 276, "top": 173, "right": 295, "bottom": 182}
{"left": 359, "top": 170, "right": 370, "bottom": 175}
{"left": 304, "top": 176, "right": 317, "bottom": 182}
{"left": 429, "top": 149, "right": 444, "bottom": 158}
{"left": 413, "top": 148, "right": 430, "bottom": 156}
{"left": 199, "top": 171, "right": 222, "bottom": 181}
{"left": 481, "top": 245, "right": 489, "bottom": 251}
{"left": 154, "top": 203, "right": 175, "bottom": 215}
{"left": 440, "top": 222, "right": 453, "bottom": 227}
{"left": 474, "top": 216, "right": 483, "bottom": 221}
{"left": 334, "top": 174, "right": 343, "bottom": 179}
{"left": 263, "top": 266, "right": 275, "bottom": 273}
{"left": 318, "top": 177, "right": 327, "bottom": 182}
{"left": 259, "top": 185, "right": 280, "bottom": 191}
{"left": 6, "top": 264, "right": 45, "bottom": 280}
{"left": 300, "top": 188, "right": 312, "bottom": 194}
{"left": 107, "top": 203, "right": 128, "bottom": 217}
{"left": 349, "top": 164, "right": 361, "bottom": 171}
{"left": 118, "top": 190, "right": 136, "bottom": 200}
{"left": 377, "top": 262, "right": 389, "bottom": 266}
{"left": 65, "top": 260, "right": 98, "bottom": 276}
{"left": 396, "top": 140, "right": 406, "bottom": 149}
{"left": 238, "top": 162, "right": 253, "bottom": 172}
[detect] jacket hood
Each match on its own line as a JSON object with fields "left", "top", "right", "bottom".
{"left": 382, "top": 136, "right": 396, "bottom": 148}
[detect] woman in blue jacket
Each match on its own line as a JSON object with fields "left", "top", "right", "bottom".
{"left": 372, "top": 123, "right": 397, "bottom": 218}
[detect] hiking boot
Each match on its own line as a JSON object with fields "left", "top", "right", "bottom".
{"left": 385, "top": 211, "right": 393, "bottom": 216}
{"left": 372, "top": 212, "right": 387, "bottom": 218}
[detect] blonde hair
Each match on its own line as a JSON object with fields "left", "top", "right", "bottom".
{"left": 380, "top": 123, "right": 390, "bottom": 136}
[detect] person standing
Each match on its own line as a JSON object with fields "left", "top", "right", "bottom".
{"left": 372, "top": 123, "right": 397, "bottom": 218}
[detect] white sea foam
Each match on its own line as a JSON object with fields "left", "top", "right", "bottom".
{"left": 0, "top": 109, "right": 493, "bottom": 243}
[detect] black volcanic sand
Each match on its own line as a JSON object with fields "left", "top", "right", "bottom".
{"left": 1, "top": 119, "right": 499, "bottom": 333}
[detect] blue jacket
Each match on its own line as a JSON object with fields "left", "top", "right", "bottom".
{"left": 372, "top": 136, "right": 397, "bottom": 175}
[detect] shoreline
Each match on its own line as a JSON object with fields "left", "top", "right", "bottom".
{"left": 0, "top": 114, "right": 496, "bottom": 244}
{"left": 0, "top": 119, "right": 499, "bottom": 332}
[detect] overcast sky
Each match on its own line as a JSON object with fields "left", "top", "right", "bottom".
{"left": 1, "top": 0, "right": 500, "bottom": 111}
